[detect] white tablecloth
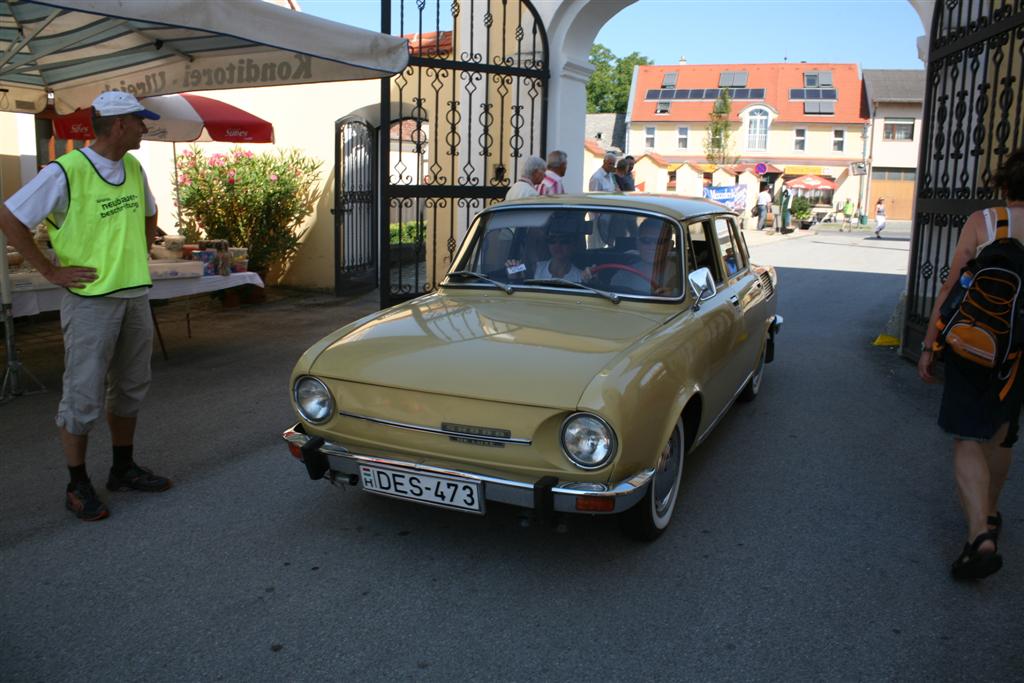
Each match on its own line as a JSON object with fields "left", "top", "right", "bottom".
{"left": 11, "top": 272, "right": 264, "bottom": 318}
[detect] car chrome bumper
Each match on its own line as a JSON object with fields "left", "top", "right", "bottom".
{"left": 282, "top": 423, "right": 653, "bottom": 515}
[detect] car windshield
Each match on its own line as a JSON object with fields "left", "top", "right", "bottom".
{"left": 449, "top": 207, "right": 685, "bottom": 300}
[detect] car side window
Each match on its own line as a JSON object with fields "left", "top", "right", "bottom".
{"left": 714, "top": 216, "right": 746, "bottom": 277}
{"left": 687, "top": 220, "right": 723, "bottom": 284}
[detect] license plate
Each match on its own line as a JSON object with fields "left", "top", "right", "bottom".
{"left": 359, "top": 465, "right": 483, "bottom": 514}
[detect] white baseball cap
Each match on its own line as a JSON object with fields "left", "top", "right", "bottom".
{"left": 91, "top": 91, "right": 160, "bottom": 120}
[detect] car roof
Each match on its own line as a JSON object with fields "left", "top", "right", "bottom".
{"left": 491, "top": 192, "right": 736, "bottom": 220}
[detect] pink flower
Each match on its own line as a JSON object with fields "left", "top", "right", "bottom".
{"left": 269, "top": 173, "right": 278, "bottom": 182}
{"left": 209, "top": 154, "right": 227, "bottom": 167}
{"left": 178, "top": 174, "right": 191, "bottom": 186}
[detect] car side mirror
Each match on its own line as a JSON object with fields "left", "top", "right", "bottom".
{"left": 688, "top": 267, "right": 716, "bottom": 304}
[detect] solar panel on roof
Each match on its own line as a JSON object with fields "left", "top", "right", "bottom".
{"left": 790, "top": 88, "right": 804, "bottom": 99}
{"left": 659, "top": 90, "right": 674, "bottom": 100}
{"left": 806, "top": 89, "right": 821, "bottom": 100}
{"left": 704, "top": 88, "right": 720, "bottom": 99}
{"left": 733, "top": 88, "right": 750, "bottom": 99}
{"left": 821, "top": 88, "right": 837, "bottom": 100}
{"left": 646, "top": 89, "right": 660, "bottom": 100}
{"left": 819, "top": 72, "right": 833, "bottom": 86}
{"left": 750, "top": 88, "right": 765, "bottom": 99}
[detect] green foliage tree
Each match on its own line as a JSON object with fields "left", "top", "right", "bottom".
{"left": 586, "top": 43, "right": 652, "bottom": 113}
{"left": 703, "top": 89, "right": 738, "bottom": 165}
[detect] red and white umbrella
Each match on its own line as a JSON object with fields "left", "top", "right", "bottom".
{"left": 784, "top": 174, "right": 838, "bottom": 190}
{"left": 52, "top": 93, "right": 274, "bottom": 143}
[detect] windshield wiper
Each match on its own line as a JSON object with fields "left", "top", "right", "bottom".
{"left": 446, "top": 270, "right": 513, "bottom": 294}
{"left": 522, "top": 278, "right": 620, "bottom": 304}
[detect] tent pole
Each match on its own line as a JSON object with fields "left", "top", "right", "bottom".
{"left": 0, "top": 160, "right": 46, "bottom": 402}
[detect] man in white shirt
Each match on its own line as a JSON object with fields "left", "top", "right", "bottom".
{"left": 589, "top": 152, "right": 618, "bottom": 192}
{"left": 504, "top": 155, "right": 546, "bottom": 200}
{"left": 538, "top": 150, "right": 568, "bottom": 195}
{"left": 757, "top": 184, "right": 773, "bottom": 231}
{"left": 0, "top": 91, "right": 171, "bottom": 522}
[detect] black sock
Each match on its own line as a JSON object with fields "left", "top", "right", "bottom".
{"left": 68, "top": 464, "right": 89, "bottom": 490}
{"left": 112, "top": 445, "right": 134, "bottom": 474}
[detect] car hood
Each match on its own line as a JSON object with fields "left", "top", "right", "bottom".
{"left": 310, "top": 292, "right": 673, "bottom": 407}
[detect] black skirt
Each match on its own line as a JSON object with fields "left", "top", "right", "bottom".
{"left": 938, "top": 354, "right": 1023, "bottom": 446}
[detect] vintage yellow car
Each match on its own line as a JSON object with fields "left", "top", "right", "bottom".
{"left": 283, "top": 194, "right": 781, "bottom": 539}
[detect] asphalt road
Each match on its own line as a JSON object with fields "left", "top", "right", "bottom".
{"left": 2, "top": 230, "right": 1022, "bottom": 681}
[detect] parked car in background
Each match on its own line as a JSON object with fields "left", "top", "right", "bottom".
{"left": 283, "top": 194, "right": 782, "bottom": 539}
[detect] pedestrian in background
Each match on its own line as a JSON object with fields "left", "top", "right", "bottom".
{"left": 614, "top": 157, "right": 635, "bottom": 191}
{"left": 504, "top": 155, "right": 546, "bottom": 200}
{"left": 756, "top": 184, "right": 772, "bottom": 231}
{"left": 841, "top": 198, "right": 854, "bottom": 230}
{"left": 0, "top": 92, "right": 172, "bottom": 522}
{"left": 589, "top": 152, "right": 618, "bottom": 192}
{"left": 538, "top": 150, "right": 567, "bottom": 195}
{"left": 874, "top": 197, "right": 887, "bottom": 238}
{"left": 918, "top": 147, "right": 1024, "bottom": 580}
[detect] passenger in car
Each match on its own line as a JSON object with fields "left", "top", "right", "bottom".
{"left": 505, "top": 228, "right": 586, "bottom": 283}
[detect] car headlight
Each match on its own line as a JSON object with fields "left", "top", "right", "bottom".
{"left": 560, "top": 413, "right": 617, "bottom": 470}
{"left": 293, "top": 376, "right": 334, "bottom": 424}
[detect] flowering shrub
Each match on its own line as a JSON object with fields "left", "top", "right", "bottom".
{"left": 174, "top": 146, "right": 322, "bottom": 275}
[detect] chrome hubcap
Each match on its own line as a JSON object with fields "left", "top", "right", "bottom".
{"left": 653, "top": 430, "right": 681, "bottom": 516}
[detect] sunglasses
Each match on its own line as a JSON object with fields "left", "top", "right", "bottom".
{"left": 546, "top": 235, "right": 574, "bottom": 244}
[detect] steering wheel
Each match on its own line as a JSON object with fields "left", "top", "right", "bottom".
{"left": 588, "top": 263, "right": 660, "bottom": 290}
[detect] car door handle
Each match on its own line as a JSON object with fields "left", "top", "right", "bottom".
{"left": 729, "top": 295, "right": 739, "bottom": 306}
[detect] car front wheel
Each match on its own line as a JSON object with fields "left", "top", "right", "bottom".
{"left": 620, "top": 418, "right": 685, "bottom": 541}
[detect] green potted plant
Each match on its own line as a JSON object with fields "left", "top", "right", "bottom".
{"left": 174, "top": 146, "right": 322, "bottom": 281}
{"left": 790, "top": 196, "right": 813, "bottom": 229}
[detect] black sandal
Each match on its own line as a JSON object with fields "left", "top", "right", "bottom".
{"left": 951, "top": 531, "right": 1003, "bottom": 581}
{"left": 987, "top": 512, "right": 1003, "bottom": 541}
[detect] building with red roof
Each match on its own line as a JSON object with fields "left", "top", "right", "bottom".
{"left": 626, "top": 62, "right": 871, "bottom": 211}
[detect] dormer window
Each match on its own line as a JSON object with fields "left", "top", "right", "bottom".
{"left": 747, "top": 107, "right": 770, "bottom": 150}
{"left": 655, "top": 101, "right": 671, "bottom": 114}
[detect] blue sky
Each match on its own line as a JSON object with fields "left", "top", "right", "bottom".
{"left": 301, "top": 0, "right": 926, "bottom": 70}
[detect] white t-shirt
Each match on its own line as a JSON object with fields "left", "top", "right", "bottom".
{"left": 589, "top": 167, "right": 617, "bottom": 192}
{"left": 757, "top": 190, "right": 772, "bottom": 207}
{"left": 4, "top": 147, "right": 157, "bottom": 298}
{"left": 504, "top": 179, "right": 538, "bottom": 201}
{"left": 534, "top": 259, "right": 582, "bottom": 283}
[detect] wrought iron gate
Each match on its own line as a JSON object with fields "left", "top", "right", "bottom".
{"left": 379, "top": 0, "right": 549, "bottom": 307}
{"left": 335, "top": 117, "right": 378, "bottom": 294}
{"left": 903, "top": 1, "right": 1024, "bottom": 357}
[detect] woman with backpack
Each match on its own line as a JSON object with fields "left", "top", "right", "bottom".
{"left": 918, "top": 147, "right": 1024, "bottom": 581}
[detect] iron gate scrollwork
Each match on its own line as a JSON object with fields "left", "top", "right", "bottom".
{"left": 904, "top": 0, "right": 1023, "bottom": 358}
{"left": 335, "top": 117, "right": 378, "bottom": 294}
{"left": 380, "top": 0, "right": 549, "bottom": 307}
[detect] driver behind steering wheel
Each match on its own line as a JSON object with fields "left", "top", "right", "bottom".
{"left": 608, "top": 218, "right": 680, "bottom": 296}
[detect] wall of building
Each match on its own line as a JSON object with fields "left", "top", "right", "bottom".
{"left": 869, "top": 102, "right": 921, "bottom": 168}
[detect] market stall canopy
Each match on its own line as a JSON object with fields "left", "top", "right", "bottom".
{"left": 52, "top": 93, "right": 274, "bottom": 142}
{"left": 0, "top": 0, "right": 409, "bottom": 114}
{"left": 785, "top": 174, "right": 838, "bottom": 190}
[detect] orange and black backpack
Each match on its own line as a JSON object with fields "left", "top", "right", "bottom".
{"left": 935, "top": 206, "right": 1024, "bottom": 400}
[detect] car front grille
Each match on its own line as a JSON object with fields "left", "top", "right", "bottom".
{"left": 759, "top": 271, "right": 774, "bottom": 298}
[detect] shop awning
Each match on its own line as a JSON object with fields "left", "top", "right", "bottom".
{"left": 785, "top": 174, "right": 838, "bottom": 190}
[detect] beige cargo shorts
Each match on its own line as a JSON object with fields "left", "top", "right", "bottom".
{"left": 55, "top": 292, "right": 153, "bottom": 435}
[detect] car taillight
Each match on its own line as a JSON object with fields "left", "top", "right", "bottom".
{"left": 288, "top": 442, "right": 304, "bottom": 460}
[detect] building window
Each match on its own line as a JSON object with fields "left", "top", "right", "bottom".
{"left": 747, "top": 108, "right": 769, "bottom": 150}
{"left": 655, "top": 101, "right": 671, "bottom": 115}
{"left": 645, "top": 126, "right": 655, "bottom": 148}
{"left": 794, "top": 128, "right": 806, "bottom": 151}
{"left": 833, "top": 129, "right": 845, "bottom": 152}
{"left": 661, "top": 72, "right": 677, "bottom": 89}
{"left": 677, "top": 126, "right": 689, "bottom": 148}
{"left": 719, "top": 71, "right": 748, "bottom": 88}
{"left": 883, "top": 118, "right": 915, "bottom": 141}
